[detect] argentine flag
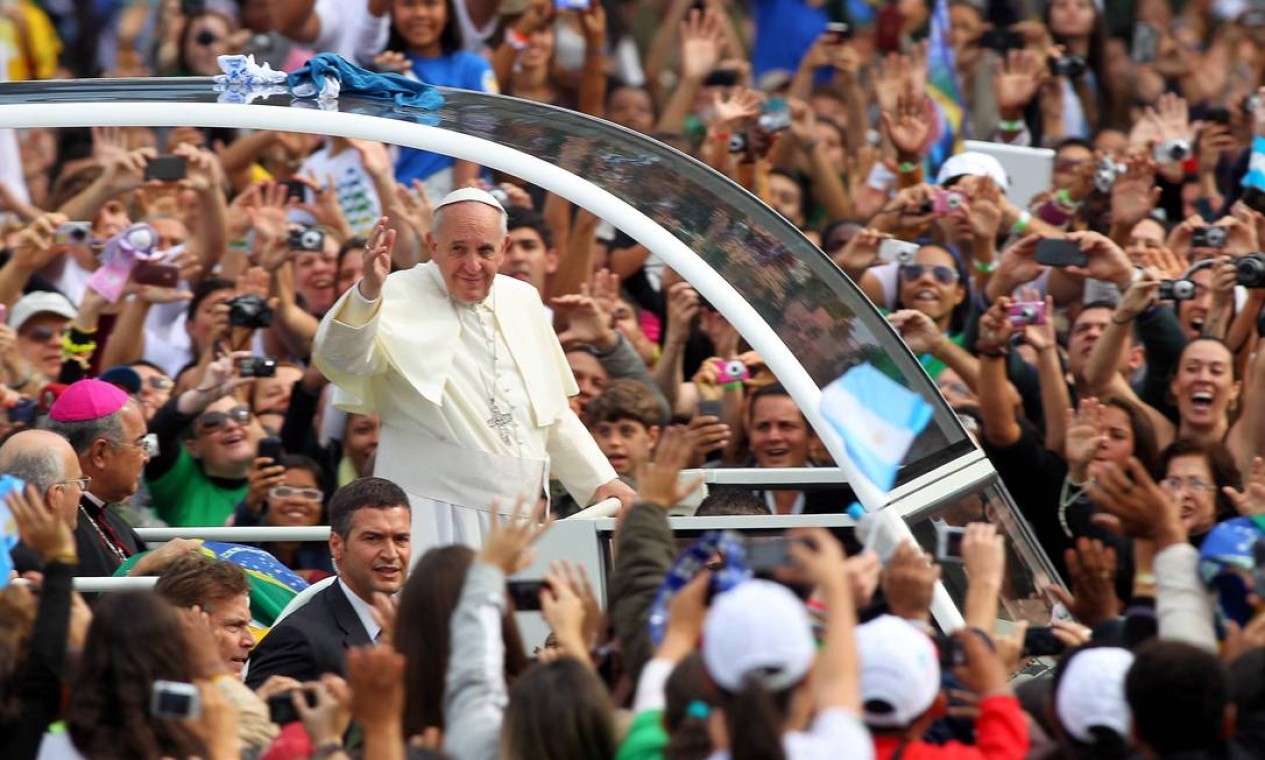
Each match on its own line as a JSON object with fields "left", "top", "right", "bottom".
{"left": 820, "top": 363, "right": 933, "bottom": 497}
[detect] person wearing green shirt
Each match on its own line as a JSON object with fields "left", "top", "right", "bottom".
{"left": 144, "top": 353, "right": 265, "bottom": 528}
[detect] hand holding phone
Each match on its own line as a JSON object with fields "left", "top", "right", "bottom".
{"left": 1034, "top": 238, "right": 1089, "bottom": 268}
{"left": 507, "top": 579, "right": 548, "bottom": 610}
{"left": 145, "top": 155, "right": 188, "bottom": 183}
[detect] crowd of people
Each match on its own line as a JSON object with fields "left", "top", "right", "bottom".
{"left": 2, "top": 0, "right": 1265, "bottom": 758}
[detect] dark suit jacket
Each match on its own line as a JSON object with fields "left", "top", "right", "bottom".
{"left": 12, "top": 495, "right": 144, "bottom": 578}
{"left": 245, "top": 581, "right": 372, "bottom": 689}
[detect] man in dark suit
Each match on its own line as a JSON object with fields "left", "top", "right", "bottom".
{"left": 246, "top": 477, "right": 411, "bottom": 686}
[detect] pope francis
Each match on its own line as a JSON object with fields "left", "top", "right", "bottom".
{"left": 313, "top": 188, "right": 634, "bottom": 554}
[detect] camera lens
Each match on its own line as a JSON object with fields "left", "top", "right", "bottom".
{"left": 1236, "top": 254, "right": 1265, "bottom": 289}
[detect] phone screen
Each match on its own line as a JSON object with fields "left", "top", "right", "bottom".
{"left": 1034, "top": 239, "right": 1089, "bottom": 268}
{"left": 507, "top": 580, "right": 547, "bottom": 611}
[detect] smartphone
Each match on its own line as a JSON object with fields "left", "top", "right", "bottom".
{"left": 824, "top": 22, "right": 852, "bottom": 44}
{"left": 712, "top": 358, "right": 750, "bottom": 384}
{"left": 756, "top": 109, "right": 792, "bottom": 133}
{"left": 935, "top": 524, "right": 966, "bottom": 563}
{"left": 878, "top": 238, "right": 919, "bottom": 265}
{"left": 1034, "top": 238, "right": 1089, "bottom": 268}
{"left": 1205, "top": 106, "right": 1231, "bottom": 126}
{"left": 1192, "top": 226, "right": 1228, "bottom": 249}
{"left": 132, "top": 260, "right": 180, "bottom": 288}
{"left": 1131, "top": 23, "right": 1160, "bottom": 64}
{"left": 702, "top": 69, "right": 741, "bottom": 88}
{"left": 281, "top": 179, "right": 308, "bottom": 203}
{"left": 55, "top": 221, "right": 92, "bottom": 247}
{"left": 266, "top": 690, "right": 316, "bottom": 726}
{"left": 507, "top": 579, "right": 548, "bottom": 611}
{"left": 697, "top": 399, "right": 723, "bottom": 419}
{"left": 7, "top": 398, "right": 38, "bottom": 425}
{"left": 1007, "top": 301, "right": 1046, "bottom": 327}
{"left": 258, "top": 436, "right": 284, "bottom": 463}
{"left": 1022, "top": 626, "right": 1068, "bottom": 657}
{"left": 978, "top": 27, "right": 1023, "bottom": 52}
{"left": 151, "top": 680, "right": 201, "bottom": 720}
{"left": 145, "top": 155, "right": 188, "bottom": 182}
{"left": 554, "top": 0, "right": 590, "bottom": 11}
{"left": 746, "top": 536, "right": 798, "bottom": 573}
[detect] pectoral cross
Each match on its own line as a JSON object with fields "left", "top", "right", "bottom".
{"left": 487, "top": 401, "right": 514, "bottom": 445}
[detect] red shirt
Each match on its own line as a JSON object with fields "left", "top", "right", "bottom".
{"left": 872, "top": 695, "right": 1029, "bottom": 760}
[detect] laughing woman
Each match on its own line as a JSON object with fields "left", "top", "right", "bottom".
{"left": 234, "top": 454, "right": 335, "bottom": 581}
{"left": 382, "top": 0, "right": 496, "bottom": 196}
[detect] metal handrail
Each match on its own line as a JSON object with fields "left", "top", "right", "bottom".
{"left": 135, "top": 526, "right": 331, "bottom": 543}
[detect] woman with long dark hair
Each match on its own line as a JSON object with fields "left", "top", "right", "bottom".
{"left": 64, "top": 592, "right": 208, "bottom": 760}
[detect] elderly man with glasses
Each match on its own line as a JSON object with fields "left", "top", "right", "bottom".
{"left": 33, "top": 379, "right": 197, "bottom": 575}
{"left": 144, "top": 352, "right": 267, "bottom": 527}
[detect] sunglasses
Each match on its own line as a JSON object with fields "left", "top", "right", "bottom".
{"left": 899, "top": 264, "right": 959, "bottom": 285}
{"left": 25, "top": 325, "right": 68, "bottom": 343}
{"left": 147, "top": 376, "right": 175, "bottom": 391}
{"left": 196, "top": 405, "right": 251, "bottom": 433}
{"left": 269, "top": 486, "right": 324, "bottom": 501}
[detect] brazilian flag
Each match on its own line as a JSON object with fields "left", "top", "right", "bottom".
{"left": 114, "top": 540, "right": 309, "bottom": 630}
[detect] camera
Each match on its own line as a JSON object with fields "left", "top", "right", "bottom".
{"left": 227, "top": 293, "right": 275, "bottom": 328}
{"left": 728, "top": 132, "right": 750, "bottom": 154}
{"left": 1236, "top": 253, "right": 1265, "bottom": 289}
{"left": 1153, "top": 139, "right": 1193, "bottom": 164}
{"left": 713, "top": 359, "right": 750, "bottom": 384}
{"left": 878, "top": 238, "right": 919, "bottom": 265}
{"left": 1048, "top": 54, "right": 1087, "bottom": 79}
{"left": 1007, "top": 301, "right": 1046, "bottom": 327}
{"left": 756, "top": 109, "right": 792, "bottom": 133}
{"left": 151, "top": 680, "right": 201, "bottom": 720}
{"left": 1093, "top": 157, "right": 1123, "bottom": 194}
{"left": 1192, "top": 226, "right": 1228, "bottom": 249}
{"left": 237, "top": 356, "right": 277, "bottom": 378}
{"left": 55, "top": 222, "right": 91, "bottom": 247}
{"left": 7, "top": 398, "right": 38, "bottom": 425}
{"left": 1158, "top": 279, "right": 1197, "bottom": 301}
{"left": 287, "top": 227, "right": 325, "bottom": 252}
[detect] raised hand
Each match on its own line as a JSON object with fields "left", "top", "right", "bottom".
{"left": 882, "top": 90, "right": 931, "bottom": 160}
{"left": 244, "top": 456, "right": 286, "bottom": 515}
{"left": 8, "top": 483, "right": 74, "bottom": 562}
{"left": 551, "top": 292, "right": 616, "bottom": 349}
{"left": 889, "top": 309, "right": 944, "bottom": 355}
{"left": 1225, "top": 457, "right": 1265, "bottom": 517}
{"left": 663, "top": 281, "right": 700, "bottom": 347}
{"left": 10, "top": 212, "right": 67, "bottom": 271}
{"left": 373, "top": 50, "right": 412, "bottom": 74}
{"left": 394, "top": 179, "right": 435, "bottom": 239}
{"left": 975, "top": 296, "right": 1018, "bottom": 356}
{"left": 1065, "top": 397, "right": 1106, "bottom": 477}
{"left": 710, "top": 87, "right": 762, "bottom": 129}
{"left": 358, "top": 216, "right": 395, "bottom": 301}
{"left": 995, "top": 48, "right": 1045, "bottom": 117}
{"left": 881, "top": 541, "right": 940, "bottom": 623}
{"left": 1048, "top": 536, "right": 1121, "bottom": 627}
{"left": 347, "top": 139, "right": 392, "bottom": 180}
{"left": 479, "top": 496, "right": 552, "bottom": 575}
{"left": 1087, "top": 458, "right": 1185, "bottom": 547}
{"left": 541, "top": 565, "right": 590, "bottom": 663}
{"left": 679, "top": 8, "right": 725, "bottom": 83}
{"left": 637, "top": 425, "right": 703, "bottom": 508}
{"left": 346, "top": 645, "right": 406, "bottom": 733}
{"left": 1110, "top": 158, "right": 1160, "bottom": 229}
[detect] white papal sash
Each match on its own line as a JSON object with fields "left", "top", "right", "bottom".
{"left": 374, "top": 425, "right": 550, "bottom": 509}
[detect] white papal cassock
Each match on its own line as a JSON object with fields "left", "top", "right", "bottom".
{"left": 312, "top": 261, "right": 616, "bottom": 558}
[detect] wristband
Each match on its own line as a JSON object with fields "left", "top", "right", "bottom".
{"left": 896, "top": 161, "right": 918, "bottom": 174}
{"left": 1054, "top": 188, "right": 1082, "bottom": 211}
{"left": 506, "top": 28, "right": 530, "bottom": 51}
{"left": 227, "top": 239, "right": 249, "bottom": 252}
{"left": 1011, "top": 209, "right": 1031, "bottom": 235}
{"left": 973, "top": 258, "right": 998, "bottom": 274}
{"left": 998, "top": 118, "right": 1024, "bottom": 132}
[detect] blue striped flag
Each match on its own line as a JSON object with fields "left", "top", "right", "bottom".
{"left": 926, "top": 0, "right": 966, "bottom": 175}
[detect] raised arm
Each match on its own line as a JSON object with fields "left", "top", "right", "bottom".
{"left": 977, "top": 298, "right": 1022, "bottom": 448}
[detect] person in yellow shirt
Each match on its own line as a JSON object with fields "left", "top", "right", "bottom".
{"left": 0, "top": 0, "right": 62, "bottom": 81}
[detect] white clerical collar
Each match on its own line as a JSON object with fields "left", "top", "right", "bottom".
{"left": 338, "top": 578, "right": 381, "bottom": 642}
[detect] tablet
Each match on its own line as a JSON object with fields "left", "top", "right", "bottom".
{"left": 964, "top": 140, "right": 1055, "bottom": 211}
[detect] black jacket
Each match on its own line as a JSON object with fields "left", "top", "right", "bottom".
{"left": 244, "top": 580, "right": 372, "bottom": 688}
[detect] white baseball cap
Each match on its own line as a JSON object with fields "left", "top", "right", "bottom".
{"left": 936, "top": 151, "right": 1010, "bottom": 192}
{"left": 856, "top": 615, "right": 942, "bottom": 728}
{"left": 1055, "top": 647, "right": 1135, "bottom": 743}
{"left": 9, "top": 291, "right": 77, "bottom": 333}
{"left": 702, "top": 580, "right": 815, "bottom": 692}
{"left": 434, "top": 187, "right": 507, "bottom": 217}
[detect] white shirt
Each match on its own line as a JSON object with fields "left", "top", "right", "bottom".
{"left": 704, "top": 708, "right": 874, "bottom": 760}
{"left": 311, "top": 0, "right": 390, "bottom": 66}
{"left": 338, "top": 578, "right": 381, "bottom": 642}
{"left": 300, "top": 144, "right": 382, "bottom": 239}
{"left": 451, "top": 0, "right": 499, "bottom": 53}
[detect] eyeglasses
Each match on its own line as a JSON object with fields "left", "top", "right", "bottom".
{"left": 1054, "top": 158, "right": 1090, "bottom": 172}
{"left": 196, "top": 405, "right": 251, "bottom": 433}
{"left": 1159, "top": 477, "right": 1217, "bottom": 493}
{"left": 56, "top": 476, "right": 91, "bottom": 490}
{"left": 25, "top": 325, "right": 69, "bottom": 343}
{"left": 899, "top": 264, "right": 959, "bottom": 285}
{"left": 268, "top": 486, "right": 324, "bottom": 502}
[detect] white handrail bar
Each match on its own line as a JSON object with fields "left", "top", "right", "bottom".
{"left": 135, "top": 526, "right": 332, "bottom": 543}
{"left": 74, "top": 576, "right": 158, "bottom": 592}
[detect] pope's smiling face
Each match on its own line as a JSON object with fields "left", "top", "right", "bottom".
{"left": 428, "top": 201, "right": 508, "bottom": 304}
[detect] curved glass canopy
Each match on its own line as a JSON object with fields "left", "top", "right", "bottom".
{"left": 0, "top": 78, "right": 1060, "bottom": 628}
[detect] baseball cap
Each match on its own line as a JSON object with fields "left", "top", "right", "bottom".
{"left": 936, "top": 151, "right": 1010, "bottom": 192}
{"left": 1055, "top": 647, "right": 1135, "bottom": 743}
{"left": 702, "top": 580, "right": 815, "bottom": 692}
{"left": 856, "top": 615, "right": 941, "bottom": 728}
{"left": 9, "top": 291, "right": 77, "bottom": 333}
{"left": 99, "top": 365, "right": 143, "bottom": 395}
{"left": 434, "top": 187, "right": 507, "bottom": 218}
